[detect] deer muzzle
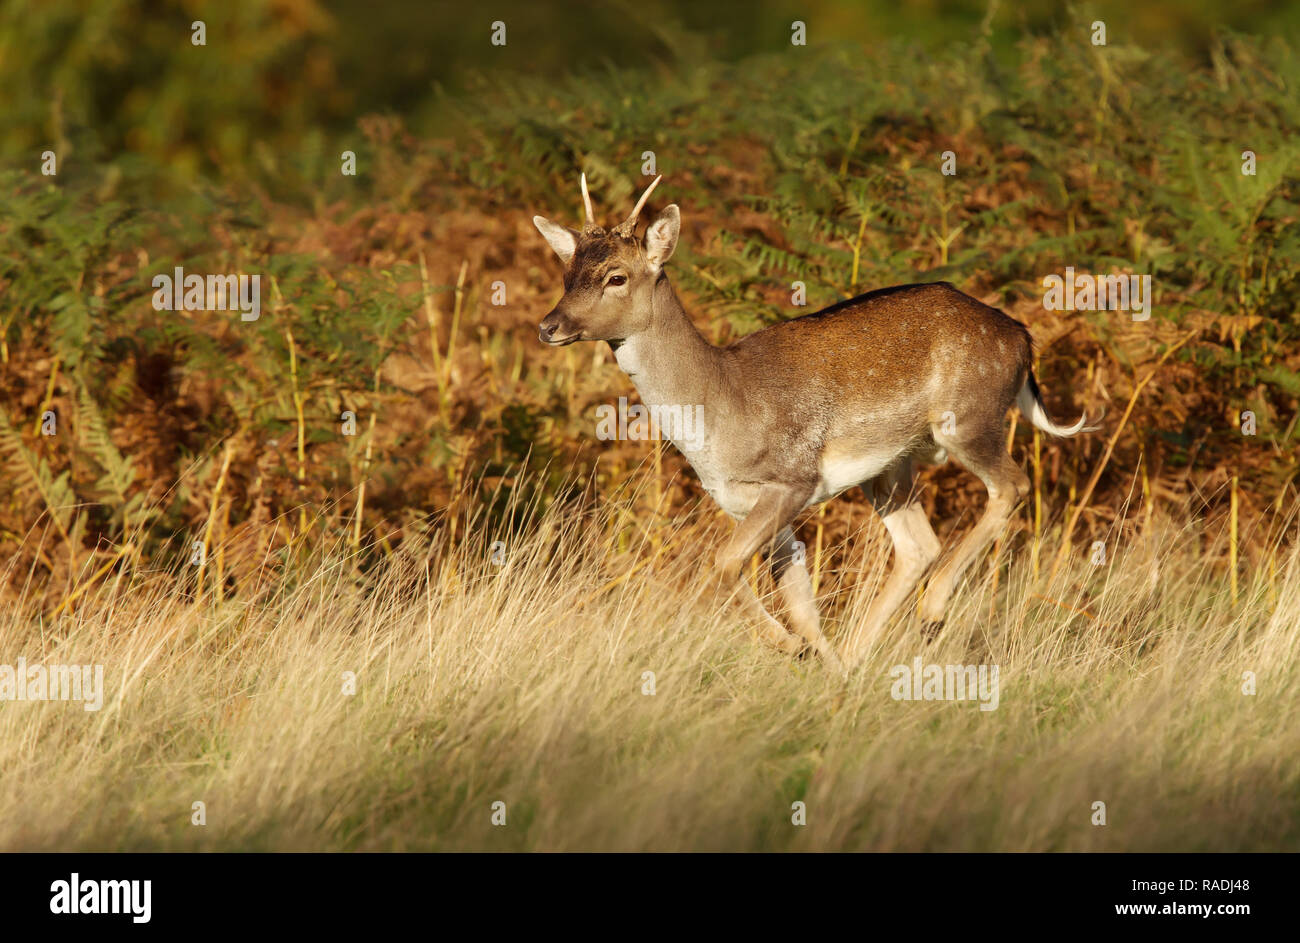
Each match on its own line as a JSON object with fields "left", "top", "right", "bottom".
{"left": 538, "top": 306, "right": 580, "bottom": 346}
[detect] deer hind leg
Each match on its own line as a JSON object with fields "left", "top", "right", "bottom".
{"left": 712, "top": 483, "right": 820, "bottom": 660}
{"left": 841, "top": 459, "right": 941, "bottom": 667}
{"left": 768, "top": 527, "right": 844, "bottom": 673}
{"left": 919, "top": 426, "right": 1029, "bottom": 626}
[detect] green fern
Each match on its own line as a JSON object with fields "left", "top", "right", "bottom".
{"left": 0, "top": 407, "right": 78, "bottom": 543}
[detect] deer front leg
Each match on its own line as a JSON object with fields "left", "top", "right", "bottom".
{"left": 711, "top": 484, "right": 813, "bottom": 658}
{"left": 769, "top": 527, "right": 844, "bottom": 673}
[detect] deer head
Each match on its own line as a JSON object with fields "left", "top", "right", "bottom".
{"left": 533, "top": 174, "right": 680, "bottom": 346}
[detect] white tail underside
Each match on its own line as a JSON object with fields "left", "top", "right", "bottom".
{"left": 1016, "top": 381, "right": 1088, "bottom": 437}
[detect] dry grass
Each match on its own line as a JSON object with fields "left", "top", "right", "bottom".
{"left": 1, "top": 480, "right": 1297, "bottom": 852}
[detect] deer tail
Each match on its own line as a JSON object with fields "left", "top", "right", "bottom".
{"left": 1016, "top": 371, "right": 1095, "bottom": 437}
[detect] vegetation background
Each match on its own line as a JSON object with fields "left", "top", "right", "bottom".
{"left": 0, "top": 0, "right": 1297, "bottom": 851}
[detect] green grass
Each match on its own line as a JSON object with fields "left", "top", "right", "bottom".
{"left": 1, "top": 492, "right": 1296, "bottom": 851}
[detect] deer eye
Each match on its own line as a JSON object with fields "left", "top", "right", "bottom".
{"left": 606, "top": 274, "right": 627, "bottom": 287}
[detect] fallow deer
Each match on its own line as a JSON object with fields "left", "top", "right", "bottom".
{"left": 533, "top": 174, "right": 1090, "bottom": 672}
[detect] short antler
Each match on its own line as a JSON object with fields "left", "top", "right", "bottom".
{"left": 615, "top": 175, "right": 663, "bottom": 235}
{"left": 580, "top": 172, "right": 596, "bottom": 228}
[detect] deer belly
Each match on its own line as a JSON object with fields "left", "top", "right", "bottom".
{"left": 814, "top": 446, "right": 898, "bottom": 502}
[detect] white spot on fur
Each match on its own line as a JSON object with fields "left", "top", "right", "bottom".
{"left": 614, "top": 336, "right": 645, "bottom": 376}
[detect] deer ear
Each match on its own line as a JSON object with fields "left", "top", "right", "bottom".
{"left": 644, "top": 204, "right": 680, "bottom": 271}
{"left": 533, "top": 216, "right": 578, "bottom": 264}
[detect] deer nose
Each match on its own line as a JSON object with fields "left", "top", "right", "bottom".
{"left": 539, "top": 308, "right": 573, "bottom": 345}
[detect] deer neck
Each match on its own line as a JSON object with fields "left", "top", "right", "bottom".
{"left": 610, "top": 274, "right": 722, "bottom": 409}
